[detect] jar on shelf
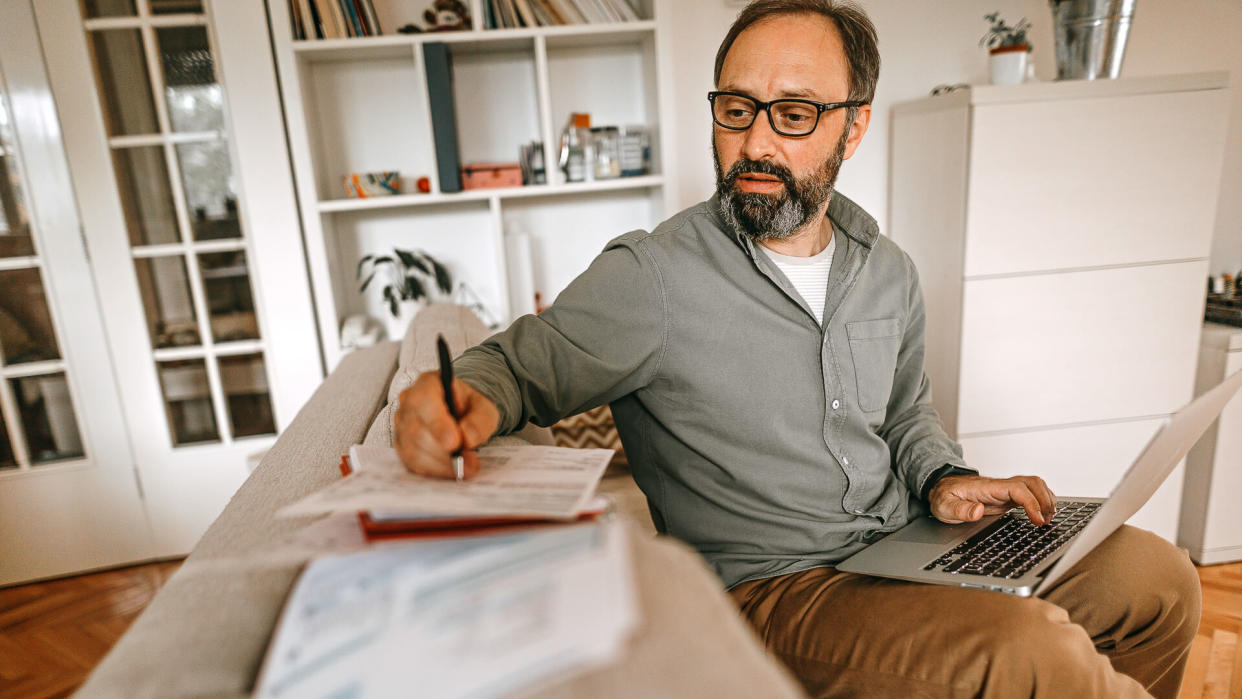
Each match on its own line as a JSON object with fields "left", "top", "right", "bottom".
{"left": 591, "top": 126, "right": 621, "bottom": 180}
{"left": 618, "top": 125, "right": 649, "bottom": 176}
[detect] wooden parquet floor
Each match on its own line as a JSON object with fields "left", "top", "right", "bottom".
{"left": 0, "top": 558, "right": 1237, "bottom": 698}
{"left": 0, "top": 560, "right": 181, "bottom": 699}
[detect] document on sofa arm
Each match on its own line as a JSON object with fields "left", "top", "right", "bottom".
{"left": 277, "top": 445, "right": 613, "bottom": 520}
{"left": 254, "top": 520, "right": 638, "bottom": 699}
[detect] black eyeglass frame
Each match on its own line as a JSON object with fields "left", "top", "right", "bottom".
{"left": 707, "top": 90, "right": 868, "bottom": 137}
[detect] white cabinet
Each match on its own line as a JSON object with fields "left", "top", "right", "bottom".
{"left": 889, "top": 74, "right": 1231, "bottom": 542}
{"left": 268, "top": 1, "right": 677, "bottom": 368}
{"left": 1179, "top": 323, "right": 1242, "bottom": 564}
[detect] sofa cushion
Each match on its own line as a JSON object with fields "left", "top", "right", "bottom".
{"left": 363, "top": 303, "right": 553, "bottom": 449}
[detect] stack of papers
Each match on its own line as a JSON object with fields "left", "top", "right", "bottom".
{"left": 254, "top": 520, "right": 638, "bottom": 699}
{"left": 277, "top": 445, "right": 615, "bottom": 538}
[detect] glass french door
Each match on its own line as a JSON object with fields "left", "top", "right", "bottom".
{"left": 0, "top": 0, "right": 155, "bottom": 586}
{"left": 29, "top": 0, "right": 322, "bottom": 559}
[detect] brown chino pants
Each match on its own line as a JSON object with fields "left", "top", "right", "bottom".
{"left": 728, "top": 525, "right": 1201, "bottom": 698}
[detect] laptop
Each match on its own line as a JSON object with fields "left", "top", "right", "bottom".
{"left": 837, "top": 368, "right": 1242, "bottom": 597}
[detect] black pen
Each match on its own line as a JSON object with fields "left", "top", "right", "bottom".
{"left": 436, "top": 334, "right": 465, "bottom": 482}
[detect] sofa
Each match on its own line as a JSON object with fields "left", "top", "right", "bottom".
{"left": 78, "top": 305, "right": 804, "bottom": 698}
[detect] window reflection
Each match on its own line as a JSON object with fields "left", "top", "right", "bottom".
{"left": 80, "top": 0, "right": 136, "bottom": 18}
{"left": 135, "top": 256, "right": 200, "bottom": 348}
{"left": 0, "top": 268, "right": 62, "bottom": 365}
{"left": 158, "top": 26, "right": 224, "bottom": 133}
{"left": 219, "top": 353, "right": 275, "bottom": 438}
{"left": 198, "top": 250, "right": 258, "bottom": 342}
{"left": 114, "top": 146, "right": 180, "bottom": 246}
{"left": 177, "top": 141, "right": 239, "bottom": 240}
{"left": 0, "top": 68, "right": 34, "bottom": 258}
{"left": 88, "top": 29, "right": 158, "bottom": 137}
{"left": 157, "top": 359, "right": 218, "bottom": 445}
{"left": 0, "top": 417, "right": 15, "bottom": 470}
{"left": 150, "top": 0, "right": 203, "bottom": 14}
{"left": 11, "top": 373, "right": 85, "bottom": 465}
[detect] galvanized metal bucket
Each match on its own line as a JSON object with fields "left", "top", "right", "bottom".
{"left": 1050, "top": 0, "right": 1137, "bottom": 80}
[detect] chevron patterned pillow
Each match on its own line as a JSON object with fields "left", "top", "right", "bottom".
{"left": 550, "top": 405, "right": 627, "bottom": 467}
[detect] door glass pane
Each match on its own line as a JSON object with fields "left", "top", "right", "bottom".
{"left": 176, "top": 141, "right": 238, "bottom": 240}
{"left": 198, "top": 250, "right": 257, "bottom": 342}
{"left": 219, "top": 353, "right": 274, "bottom": 438}
{"left": 135, "top": 256, "right": 200, "bottom": 348}
{"left": 157, "top": 359, "right": 217, "bottom": 445}
{"left": 81, "top": 0, "right": 137, "bottom": 18}
{"left": 158, "top": 26, "right": 224, "bottom": 133}
{"left": 0, "top": 268, "right": 62, "bottom": 365}
{"left": 150, "top": 0, "right": 204, "bottom": 14}
{"left": 0, "top": 417, "right": 15, "bottom": 470}
{"left": 88, "top": 30, "right": 158, "bottom": 136}
{"left": 11, "top": 373, "right": 85, "bottom": 465}
{"left": 0, "top": 76, "right": 34, "bottom": 258}
{"left": 114, "top": 146, "right": 180, "bottom": 246}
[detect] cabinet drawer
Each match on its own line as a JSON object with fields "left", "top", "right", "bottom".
{"left": 956, "top": 261, "right": 1204, "bottom": 434}
{"left": 959, "top": 417, "right": 1182, "bottom": 542}
{"left": 963, "top": 89, "right": 1228, "bottom": 276}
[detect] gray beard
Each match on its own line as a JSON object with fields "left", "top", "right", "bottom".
{"left": 713, "top": 126, "right": 849, "bottom": 242}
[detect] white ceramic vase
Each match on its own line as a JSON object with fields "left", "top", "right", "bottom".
{"left": 989, "top": 46, "right": 1030, "bottom": 86}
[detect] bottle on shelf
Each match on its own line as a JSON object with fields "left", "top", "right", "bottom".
{"left": 558, "top": 112, "right": 590, "bottom": 183}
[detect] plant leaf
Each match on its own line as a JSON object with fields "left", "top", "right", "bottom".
{"left": 429, "top": 256, "right": 453, "bottom": 294}
{"left": 359, "top": 271, "right": 376, "bottom": 292}
{"left": 356, "top": 255, "right": 374, "bottom": 278}
{"left": 394, "top": 249, "right": 418, "bottom": 269}
{"left": 407, "top": 255, "right": 431, "bottom": 276}
{"left": 406, "top": 274, "right": 426, "bottom": 301}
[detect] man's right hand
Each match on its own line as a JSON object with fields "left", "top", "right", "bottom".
{"left": 393, "top": 371, "right": 500, "bottom": 479}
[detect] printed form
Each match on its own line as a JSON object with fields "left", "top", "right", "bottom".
{"left": 277, "top": 445, "right": 614, "bottom": 520}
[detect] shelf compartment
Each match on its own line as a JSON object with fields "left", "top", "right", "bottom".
{"left": 292, "top": 21, "right": 657, "bottom": 63}
{"left": 326, "top": 202, "right": 508, "bottom": 332}
{"left": 317, "top": 174, "right": 664, "bottom": 212}
{"left": 302, "top": 54, "right": 435, "bottom": 202}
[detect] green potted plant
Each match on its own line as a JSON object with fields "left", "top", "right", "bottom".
{"left": 981, "top": 11, "right": 1032, "bottom": 86}
{"left": 356, "top": 248, "right": 453, "bottom": 339}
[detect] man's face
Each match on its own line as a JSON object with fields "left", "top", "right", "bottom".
{"left": 713, "top": 13, "right": 870, "bottom": 241}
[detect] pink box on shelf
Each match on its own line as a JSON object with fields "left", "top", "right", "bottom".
{"left": 460, "top": 162, "right": 523, "bottom": 190}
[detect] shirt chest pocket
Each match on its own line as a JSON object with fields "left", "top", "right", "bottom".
{"left": 846, "top": 318, "right": 902, "bottom": 413}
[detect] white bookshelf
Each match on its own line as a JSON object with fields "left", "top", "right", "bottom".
{"left": 268, "top": 0, "right": 677, "bottom": 368}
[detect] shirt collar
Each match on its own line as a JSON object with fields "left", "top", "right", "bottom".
{"left": 707, "top": 189, "right": 880, "bottom": 257}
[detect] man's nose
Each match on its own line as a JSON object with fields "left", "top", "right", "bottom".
{"left": 740, "top": 109, "right": 780, "bottom": 162}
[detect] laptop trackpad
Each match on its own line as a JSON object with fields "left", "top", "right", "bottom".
{"left": 898, "top": 518, "right": 986, "bottom": 545}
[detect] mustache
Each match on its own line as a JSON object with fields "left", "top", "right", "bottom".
{"left": 724, "top": 159, "right": 796, "bottom": 193}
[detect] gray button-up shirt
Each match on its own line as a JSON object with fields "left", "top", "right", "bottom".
{"left": 455, "top": 192, "right": 971, "bottom": 589}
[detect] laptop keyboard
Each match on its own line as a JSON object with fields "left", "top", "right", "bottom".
{"left": 922, "top": 500, "right": 1101, "bottom": 580}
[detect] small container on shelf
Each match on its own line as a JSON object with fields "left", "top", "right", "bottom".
{"left": 343, "top": 171, "right": 400, "bottom": 197}
{"left": 590, "top": 126, "right": 621, "bottom": 180}
{"left": 461, "top": 162, "right": 523, "bottom": 190}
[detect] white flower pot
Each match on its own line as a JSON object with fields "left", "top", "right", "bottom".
{"left": 989, "top": 46, "right": 1030, "bottom": 86}
{"left": 384, "top": 299, "right": 422, "bottom": 341}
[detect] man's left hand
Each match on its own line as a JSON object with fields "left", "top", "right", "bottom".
{"left": 928, "top": 474, "right": 1057, "bottom": 526}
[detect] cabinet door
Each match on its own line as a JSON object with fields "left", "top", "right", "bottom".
{"left": 1202, "top": 349, "right": 1242, "bottom": 552}
{"left": 35, "top": 0, "right": 322, "bottom": 556}
{"left": 0, "top": 0, "right": 154, "bottom": 585}
{"left": 959, "top": 418, "right": 1182, "bottom": 542}
{"left": 964, "top": 88, "right": 1229, "bottom": 277}
{"left": 956, "top": 261, "right": 1205, "bottom": 435}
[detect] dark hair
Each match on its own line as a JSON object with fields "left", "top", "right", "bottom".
{"left": 713, "top": 0, "right": 880, "bottom": 106}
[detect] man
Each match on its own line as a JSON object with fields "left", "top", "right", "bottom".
{"left": 393, "top": 1, "right": 1199, "bottom": 696}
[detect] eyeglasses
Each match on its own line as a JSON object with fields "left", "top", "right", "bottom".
{"left": 708, "top": 90, "right": 867, "bottom": 137}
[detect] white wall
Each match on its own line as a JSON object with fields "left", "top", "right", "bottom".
{"left": 665, "top": 0, "right": 1242, "bottom": 275}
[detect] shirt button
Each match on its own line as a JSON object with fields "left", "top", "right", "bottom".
{"left": 831, "top": 399, "right": 840, "bottom": 410}
{"left": 842, "top": 457, "right": 850, "bottom": 465}
{"left": 853, "top": 509, "right": 864, "bottom": 515}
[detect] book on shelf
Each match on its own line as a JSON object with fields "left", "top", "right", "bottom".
{"left": 291, "top": 0, "right": 382, "bottom": 39}
{"left": 512, "top": 0, "right": 538, "bottom": 27}
{"left": 423, "top": 42, "right": 463, "bottom": 193}
{"left": 548, "top": 0, "right": 585, "bottom": 24}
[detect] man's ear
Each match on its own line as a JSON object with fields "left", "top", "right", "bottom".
{"left": 842, "top": 103, "right": 872, "bottom": 160}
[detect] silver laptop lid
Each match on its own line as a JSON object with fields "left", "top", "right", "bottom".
{"left": 1034, "top": 367, "right": 1242, "bottom": 595}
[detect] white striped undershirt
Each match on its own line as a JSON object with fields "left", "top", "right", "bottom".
{"left": 761, "top": 233, "right": 836, "bottom": 324}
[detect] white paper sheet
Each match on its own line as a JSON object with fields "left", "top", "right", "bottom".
{"left": 276, "top": 445, "right": 613, "bottom": 520}
{"left": 253, "top": 520, "right": 638, "bottom": 699}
